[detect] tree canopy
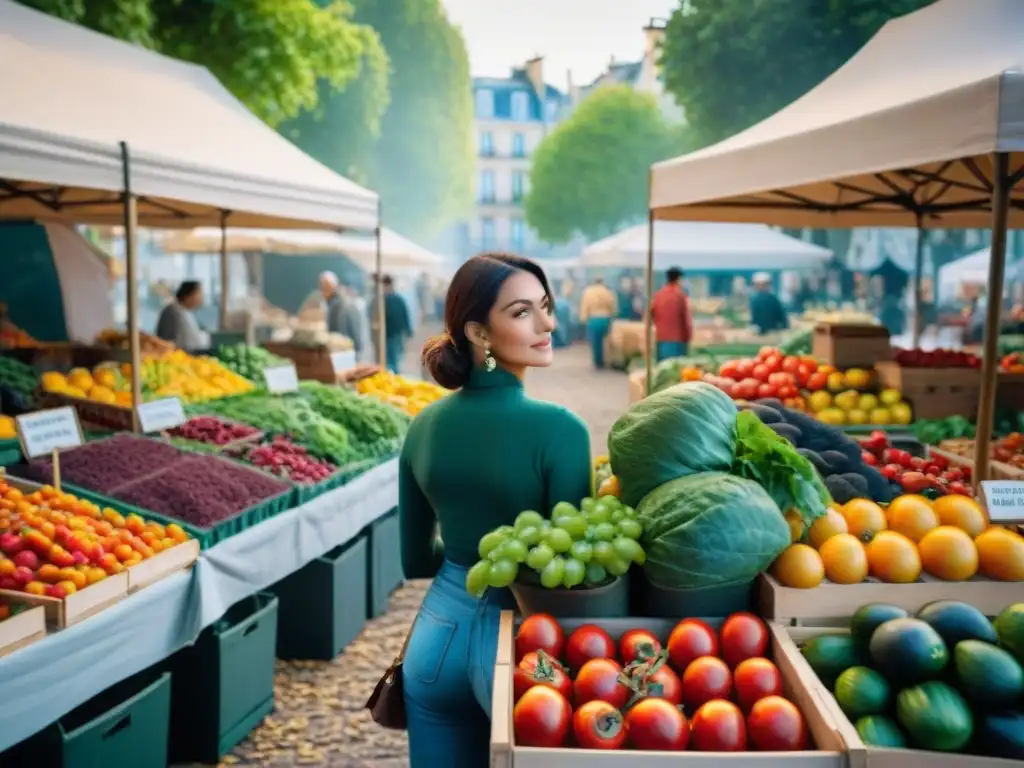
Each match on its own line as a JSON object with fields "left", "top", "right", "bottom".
{"left": 525, "top": 86, "right": 688, "bottom": 244}
{"left": 660, "top": 0, "right": 935, "bottom": 147}
{"left": 20, "top": 0, "right": 387, "bottom": 129}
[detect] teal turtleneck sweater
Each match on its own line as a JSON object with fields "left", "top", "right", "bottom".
{"left": 399, "top": 366, "right": 592, "bottom": 579}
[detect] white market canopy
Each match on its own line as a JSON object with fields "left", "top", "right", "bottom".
{"left": 939, "top": 246, "right": 1024, "bottom": 293}
{"left": 580, "top": 222, "right": 832, "bottom": 271}
{"left": 0, "top": 0, "right": 378, "bottom": 230}
{"left": 649, "top": 0, "right": 1024, "bottom": 229}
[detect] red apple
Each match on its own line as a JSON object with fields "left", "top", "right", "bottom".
{"left": 13, "top": 566, "right": 34, "bottom": 586}
{"left": 72, "top": 551, "right": 89, "bottom": 566}
{"left": 47, "top": 584, "right": 67, "bottom": 599}
{"left": 13, "top": 550, "right": 39, "bottom": 570}
{"left": 0, "top": 576, "right": 18, "bottom": 590}
{"left": 0, "top": 532, "right": 23, "bottom": 555}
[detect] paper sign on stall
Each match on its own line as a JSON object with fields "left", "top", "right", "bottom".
{"left": 981, "top": 481, "right": 1024, "bottom": 523}
{"left": 264, "top": 363, "right": 299, "bottom": 394}
{"left": 16, "top": 407, "right": 84, "bottom": 459}
{"left": 137, "top": 397, "right": 186, "bottom": 434}
{"left": 330, "top": 350, "right": 357, "bottom": 374}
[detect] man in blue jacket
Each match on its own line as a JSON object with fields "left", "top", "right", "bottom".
{"left": 749, "top": 272, "right": 789, "bottom": 335}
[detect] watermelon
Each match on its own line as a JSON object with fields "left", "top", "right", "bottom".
{"left": 995, "top": 603, "right": 1024, "bottom": 665}
{"left": 869, "top": 618, "right": 948, "bottom": 684}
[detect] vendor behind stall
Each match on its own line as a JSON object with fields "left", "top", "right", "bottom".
{"left": 319, "top": 271, "right": 365, "bottom": 359}
{"left": 155, "top": 280, "right": 210, "bottom": 352}
{"left": 750, "top": 272, "right": 789, "bottom": 335}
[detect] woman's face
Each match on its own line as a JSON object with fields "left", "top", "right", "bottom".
{"left": 483, "top": 270, "right": 555, "bottom": 369}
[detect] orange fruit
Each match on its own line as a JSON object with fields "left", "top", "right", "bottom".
{"left": 841, "top": 499, "right": 888, "bottom": 542}
{"left": 784, "top": 510, "right": 806, "bottom": 543}
{"left": 86, "top": 567, "right": 107, "bottom": 585}
{"left": 113, "top": 544, "right": 134, "bottom": 562}
{"left": 866, "top": 530, "right": 922, "bottom": 583}
{"left": 0, "top": 559, "right": 14, "bottom": 577}
{"left": 772, "top": 544, "right": 825, "bottom": 588}
{"left": 931, "top": 495, "right": 988, "bottom": 538}
{"left": 597, "top": 475, "right": 621, "bottom": 498}
{"left": 975, "top": 528, "right": 1024, "bottom": 581}
{"left": 819, "top": 533, "right": 869, "bottom": 584}
{"left": 24, "top": 581, "right": 47, "bottom": 596}
{"left": 807, "top": 507, "right": 848, "bottom": 549}
{"left": 55, "top": 580, "right": 78, "bottom": 595}
{"left": 886, "top": 495, "right": 940, "bottom": 542}
{"left": 36, "top": 564, "right": 61, "bottom": 583}
{"left": 918, "top": 526, "right": 978, "bottom": 581}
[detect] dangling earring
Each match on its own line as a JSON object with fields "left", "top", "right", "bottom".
{"left": 484, "top": 347, "right": 496, "bottom": 372}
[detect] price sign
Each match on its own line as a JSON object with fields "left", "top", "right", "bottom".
{"left": 330, "top": 350, "right": 357, "bottom": 374}
{"left": 137, "top": 397, "right": 186, "bottom": 434}
{"left": 981, "top": 481, "right": 1024, "bottom": 523}
{"left": 264, "top": 363, "right": 299, "bottom": 394}
{"left": 16, "top": 407, "right": 83, "bottom": 459}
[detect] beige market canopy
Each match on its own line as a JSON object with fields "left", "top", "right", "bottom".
{"left": 0, "top": 0, "right": 378, "bottom": 230}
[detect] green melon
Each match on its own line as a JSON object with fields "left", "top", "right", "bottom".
{"left": 835, "top": 666, "right": 891, "bottom": 719}
{"left": 896, "top": 681, "right": 973, "bottom": 752}
{"left": 802, "top": 634, "right": 863, "bottom": 687}
{"left": 855, "top": 715, "right": 907, "bottom": 748}
{"left": 995, "top": 603, "right": 1024, "bottom": 666}
{"left": 953, "top": 639, "right": 1024, "bottom": 707}
{"left": 851, "top": 603, "right": 909, "bottom": 648}
{"left": 917, "top": 600, "right": 998, "bottom": 647}
{"left": 869, "top": 618, "right": 949, "bottom": 684}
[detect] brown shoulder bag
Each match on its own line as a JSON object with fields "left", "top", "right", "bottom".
{"left": 365, "top": 626, "right": 413, "bottom": 730}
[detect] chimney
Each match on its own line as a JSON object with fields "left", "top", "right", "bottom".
{"left": 643, "top": 17, "right": 667, "bottom": 59}
{"left": 524, "top": 55, "right": 544, "bottom": 98}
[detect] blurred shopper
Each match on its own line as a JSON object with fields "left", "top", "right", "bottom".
{"left": 617, "top": 275, "right": 643, "bottom": 320}
{"left": 370, "top": 275, "right": 413, "bottom": 373}
{"left": 579, "top": 276, "right": 617, "bottom": 369}
{"left": 319, "top": 271, "right": 365, "bottom": 359}
{"left": 650, "top": 267, "right": 693, "bottom": 360}
{"left": 750, "top": 272, "right": 789, "bottom": 335}
{"left": 156, "top": 280, "right": 210, "bottom": 352}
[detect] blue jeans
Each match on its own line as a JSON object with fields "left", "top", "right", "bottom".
{"left": 657, "top": 341, "right": 688, "bottom": 361}
{"left": 403, "top": 561, "right": 515, "bottom": 768}
{"left": 383, "top": 336, "right": 404, "bottom": 374}
{"left": 586, "top": 316, "right": 612, "bottom": 368}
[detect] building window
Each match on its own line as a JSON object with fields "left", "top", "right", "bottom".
{"left": 479, "top": 170, "right": 495, "bottom": 203}
{"left": 475, "top": 88, "right": 494, "bottom": 119}
{"left": 512, "top": 171, "right": 526, "bottom": 203}
{"left": 512, "top": 133, "right": 525, "bottom": 158}
{"left": 480, "top": 131, "right": 494, "bottom": 157}
{"left": 545, "top": 100, "right": 558, "bottom": 122}
{"left": 481, "top": 217, "right": 495, "bottom": 247}
{"left": 511, "top": 219, "right": 525, "bottom": 251}
{"left": 511, "top": 91, "right": 529, "bottom": 121}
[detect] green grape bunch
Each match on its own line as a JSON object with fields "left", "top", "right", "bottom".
{"left": 464, "top": 495, "right": 645, "bottom": 598}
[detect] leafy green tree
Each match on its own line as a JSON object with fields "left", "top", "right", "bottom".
{"left": 525, "top": 86, "right": 687, "bottom": 244}
{"left": 19, "top": 0, "right": 387, "bottom": 129}
{"left": 660, "top": 0, "right": 935, "bottom": 146}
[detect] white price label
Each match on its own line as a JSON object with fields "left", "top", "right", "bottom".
{"left": 330, "top": 350, "right": 357, "bottom": 373}
{"left": 137, "top": 397, "right": 186, "bottom": 434}
{"left": 264, "top": 363, "right": 299, "bottom": 393}
{"left": 16, "top": 407, "right": 83, "bottom": 458}
{"left": 981, "top": 481, "right": 1024, "bottom": 523}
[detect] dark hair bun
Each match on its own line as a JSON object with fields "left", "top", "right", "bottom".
{"left": 422, "top": 334, "right": 472, "bottom": 390}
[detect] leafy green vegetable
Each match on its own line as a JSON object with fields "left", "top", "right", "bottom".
{"left": 636, "top": 472, "right": 791, "bottom": 589}
{"left": 731, "top": 410, "right": 829, "bottom": 526}
{"left": 609, "top": 382, "right": 738, "bottom": 507}
{"left": 912, "top": 416, "right": 975, "bottom": 446}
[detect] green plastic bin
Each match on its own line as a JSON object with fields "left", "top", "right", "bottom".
{"left": 272, "top": 534, "right": 368, "bottom": 660}
{"left": 167, "top": 593, "right": 278, "bottom": 764}
{"left": 0, "top": 437, "right": 20, "bottom": 467}
{"left": 4, "top": 671, "right": 171, "bottom": 768}
{"left": 368, "top": 509, "right": 404, "bottom": 618}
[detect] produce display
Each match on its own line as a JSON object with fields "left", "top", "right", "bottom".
{"left": 858, "top": 431, "right": 972, "bottom": 497}
{"left": 167, "top": 416, "right": 262, "bottom": 446}
{"left": 800, "top": 600, "right": 1024, "bottom": 758}
{"left": 224, "top": 437, "right": 337, "bottom": 485}
{"left": 95, "top": 328, "right": 176, "bottom": 357}
{"left": 215, "top": 344, "right": 289, "bottom": 387}
{"left": 299, "top": 380, "right": 409, "bottom": 447}
{"left": 354, "top": 371, "right": 448, "bottom": 416}
{"left": 912, "top": 415, "right": 977, "bottom": 445}
{"left": 893, "top": 348, "right": 981, "bottom": 368}
{"left": 0, "top": 321, "right": 41, "bottom": 348}
{"left": 512, "top": 612, "right": 812, "bottom": 752}
{"left": 0, "top": 478, "right": 191, "bottom": 598}
{"left": 771, "top": 493, "right": 1024, "bottom": 588}
{"left": 1001, "top": 352, "right": 1024, "bottom": 373}
{"left": 940, "top": 433, "right": 1024, "bottom": 472}
{"left": 0, "top": 356, "right": 39, "bottom": 401}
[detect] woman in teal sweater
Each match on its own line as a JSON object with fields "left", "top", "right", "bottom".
{"left": 399, "top": 253, "right": 591, "bottom": 766}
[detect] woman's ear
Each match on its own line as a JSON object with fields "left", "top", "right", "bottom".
{"left": 464, "top": 321, "right": 489, "bottom": 351}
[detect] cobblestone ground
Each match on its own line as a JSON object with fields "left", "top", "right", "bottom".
{"left": 209, "top": 338, "right": 628, "bottom": 767}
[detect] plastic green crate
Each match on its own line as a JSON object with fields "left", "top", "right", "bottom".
{"left": 4, "top": 671, "right": 171, "bottom": 768}
{"left": 0, "top": 437, "right": 20, "bottom": 467}
{"left": 368, "top": 509, "right": 403, "bottom": 618}
{"left": 167, "top": 592, "right": 278, "bottom": 764}
{"left": 272, "top": 534, "right": 368, "bottom": 660}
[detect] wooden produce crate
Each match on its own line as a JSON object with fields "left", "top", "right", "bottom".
{"left": 785, "top": 624, "right": 1023, "bottom": 768}
{"left": 0, "top": 570, "right": 128, "bottom": 629}
{"left": 35, "top": 389, "right": 134, "bottom": 431}
{"left": 490, "top": 611, "right": 849, "bottom": 767}
{"left": 875, "top": 362, "right": 980, "bottom": 420}
{"left": 0, "top": 603, "right": 46, "bottom": 657}
{"left": 813, "top": 324, "right": 890, "bottom": 370}
{"left": 996, "top": 370, "right": 1024, "bottom": 410}
{"left": 929, "top": 443, "right": 1022, "bottom": 482}
{"left": 127, "top": 538, "right": 200, "bottom": 594}
{"left": 261, "top": 342, "right": 341, "bottom": 383}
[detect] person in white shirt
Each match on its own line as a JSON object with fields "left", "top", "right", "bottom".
{"left": 155, "top": 280, "right": 210, "bottom": 351}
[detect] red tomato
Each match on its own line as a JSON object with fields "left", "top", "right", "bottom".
{"left": 690, "top": 699, "right": 747, "bottom": 751}
{"left": 574, "top": 658, "right": 630, "bottom": 709}
{"left": 763, "top": 354, "right": 783, "bottom": 373}
{"left": 626, "top": 698, "right": 690, "bottom": 751}
{"left": 719, "top": 612, "right": 769, "bottom": 668}
{"left": 777, "top": 384, "right": 798, "bottom": 399}
{"left": 735, "top": 359, "right": 755, "bottom": 379}
{"left": 643, "top": 662, "right": 683, "bottom": 706}
{"left": 861, "top": 451, "right": 878, "bottom": 466}
{"left": 572, "top": 700, "right": 627, "bottom": 750}
{"left": 747, "top": 695, "right": 808, "bottom": 751}
{"left": 667, "top": 618, "right": 719, "bottom": 672}
{"left": 806, "top": 371, "right": 828, "bottom": 391}
{"left": 514, "top": 651, "right": 572, "bottom": 702}
{"left": 719, "top": 361, "right": 740, "bottom": 380}
{"left": 515, "top": 614, "right": 564, "bottom": 663}
{"left": 733, "top": 657, "right": 783, "bottom": 712}
{"left": 682, "top": 656, "right": 732, "bottom": 710}
{"left": 799, "top": 356, "right": 819, "bottom": 372}
{"left": 757, "top": 383, "right": 778, "bottom": 399}
{"left": 752, "top": 364, "right": 772, "bottom": 383}
{"left": 619, "top": 628, "right": 662, "bottom": 665}
{"left": 737, "top": 378, "right": 760, "bottom": 400}
{"left": 782, "top": 356, "right": 801, "bottom": 375}
{"left": 767, "top": 371, "right": 792, "bottom": 387}
{"left": 758, "top": 346, "right": 782, "bottom": 361}
{"left": 565, "top": 624, "right": 616, "bottom": 671}
{"left": 513, "top": 685, "right": 571, "bottom": 747}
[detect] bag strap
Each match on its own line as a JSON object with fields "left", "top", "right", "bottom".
{"left": 394, "top": 620, "right": 414, "bottom": 665}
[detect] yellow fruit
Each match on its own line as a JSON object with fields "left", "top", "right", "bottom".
{"left": 772, "top": 544, "right": 825, "bottom": 588}
{"left": 931, "top": 495, "right": 987, "bottom": 538}
{"left": 93, "top": 368, "right": 118, "bottom": 388}
{"left": 89, "top": 385, "right": 117, "bottom": 404}
{"left": 807, "top": 391, "right": 833, "bottom": 413}
{"left": 818, "top": 408, "right": 847, "bottom": 426}
{"left": 879, "top": 388, "right": 903, "bottom": 406}
{"left": 41, "top": 371, "right": 68, "bottom": 392}
{"left": 64, "top": 386, "right": 87, "bottom": 398}
{"left": 918, "top": 526, "right": 979, "bottom": 581}
{"left": 975, "top": 528, "right": 1024, "bottom": 581}
{"left": 834, "top": 390, "right": 860, "bottom": 411}
{"left": 784, "top": 510, "right": 805, "bottom": 543}
{"left": 68, "top": 370, "right": 94, "bottom": 391}
{"left": 808, "top": 507, "right": 849, "bottom": 549}
{"left": 844, "top": 368, "right": 872, "bottom": 389}
{"left": 827, "top": 372, "right": 846, "bottom": 392}
{"left": 866, "top": 530, "right": 922, "bottom": 583}
{"left": 857, "top": 393, "right": 879, "bottom": 412}
{"left": 889, "top": 402, "right": 913, "bottom": 425}
{"left": 846, "top": 408, "right": 869, "bottom": 426}
{"left": 886, "top": 495, "right": 940, "bottom": 542}
{"left": 819, "top": 533, "right": 869, "bottom": 584}
{"left": 841, "top": 499, "right": 888, "bottom": 542}
{"left": 868, "top": 408, "right": 891, "bottom": 425}
{"left": 0, "top": 415, "right": 15, "bottom": 439}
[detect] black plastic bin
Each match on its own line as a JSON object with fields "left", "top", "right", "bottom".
{"left": 510, "top": 575, "right": 629, "bottom": 619}
{"left": 167, "top": 592, "right": 278, "bottom": 764}
{"left": 368, "top": 509, "right": 404, "bottom": 618}
{"left": 273, "top": 534, "right": 368, "bottom": 660}
{"left": 629, "top": 569, "right": 754, "bottom": 618}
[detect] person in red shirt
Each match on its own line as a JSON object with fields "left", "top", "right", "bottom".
{"left": 650, "top": 267, "right": 693, "bottom": 361}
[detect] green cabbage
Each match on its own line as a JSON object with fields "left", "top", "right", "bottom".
{"left": 609, "top": 382, "right": 737, "bottom": 506}
{"left": 637, "top": 472, "right": 791, "bottom": 589}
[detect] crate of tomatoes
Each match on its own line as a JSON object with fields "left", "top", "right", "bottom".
{"left": 491, "top": 611, "right": 848, "bottom": 767}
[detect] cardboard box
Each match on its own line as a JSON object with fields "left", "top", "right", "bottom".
{"left": 0, "top": 603, "right": 46, "bottom": 657}
{"left": 875, "top": 362, "right": 980, "bottom": 421}
{"left": 490, "top": 612, "right": 849, "bottom": 767}
{"left": 812, "top": 324, "right": 890, "bottom": 370}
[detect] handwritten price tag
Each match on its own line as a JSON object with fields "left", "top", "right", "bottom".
{"left": 981, "top": 481, "right": 1024, "bottom": 523}
{"left": 16, "top": 407, "right": 83, "bottom": 458}
{"left": 330, "top": 350, "right": 357, "bottom": 374}
{"left": 137, "top": 397, "right": 186, "bottom": 434}
{"left": 264, "top": 364, "right": 299, "bottom": 394}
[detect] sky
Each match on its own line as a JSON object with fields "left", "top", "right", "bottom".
{"left": 441, "top": 0, "right": 680, "bottom": 88}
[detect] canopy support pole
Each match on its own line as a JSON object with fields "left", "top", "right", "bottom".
{"left": 644, "top": 173, "right": 655, "bottom": 396}
{"left": 119, "top": 141, "right": 141, "bottom": 433}
{"left": 374, "top": 200, "right": 386, "bottom": 368}
{"left": 911, "top": 215, "right": 925, "bottom": 348}
{"left": 219, "top": 210, "right": 230, "bottom": 331}
{"left": 973, "top": 152, "right": 1011, "bottom": 483}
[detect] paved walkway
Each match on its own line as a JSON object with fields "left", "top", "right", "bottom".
{"left": 217, "top": 339, "right": 629, "bottom": 767}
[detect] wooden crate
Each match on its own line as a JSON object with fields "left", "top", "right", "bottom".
{"left": 929, "top": 444, "right": 1022, "bottom": 482}
{"left": 35, "top": 389, "right": 134, "bottom": 431}
{"left": 813, "top": 325, "right": 890, "bottom": 370}
{"left": 0, "top": 604, "right": 46, "bottom": 657}
{"left": 0, "top": 570, "right": 128, "bottom": 629}
{"left": 875, "top": 363, "right": 980, "bottom": 420}
{"left": 127, "top": 539, "right": 200, "bottom": 594}
{"left": 490, "top": 612, "right": 849, "bottom": 767}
